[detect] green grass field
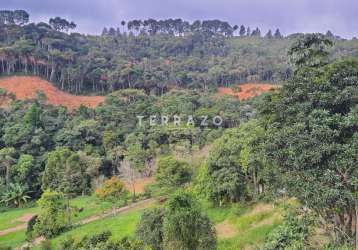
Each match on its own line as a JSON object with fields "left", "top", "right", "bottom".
{"left": 204, "top": 201, "right": 286, "bottom": 250}
{"left": 0, "top": 206, "right": 39, "bottom": 231}
{"left": 0, "top": 230, "right": 27, "bottom": 249}
{"left": 0, "top": 196, "right": 114, "bottom": 249}
{"left": 0, "top": 196, "right": 288, "bottom": 250}
{"left": 32, "top": 204, "right": 151, "bottom": 250}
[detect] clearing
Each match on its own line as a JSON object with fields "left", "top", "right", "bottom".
{"left": 123, "top": 177, "right": 155, "bottom": 194}
{"left": 217, "top": 83, "right": 279, "bottom": 100}
{"left": 0, "top": 76, "right": 104, "bottom": 109}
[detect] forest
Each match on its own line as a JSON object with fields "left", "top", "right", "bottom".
{"left": 0, "top": 10, "right": 358, "bottom": 95}
{"left": 0, "top": 9, "right": 357, "bottom": 250}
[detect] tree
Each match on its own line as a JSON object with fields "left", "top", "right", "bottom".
{"left": 0, "top": 147, "right": 16, "bottom": 187}
{"left": 239, "top": 25, "right": 246, "bottom": 37}
{"left": 233, "top": 25, "right": 239, "bottom": 35}
{"left": 42, "top": 147, "right": 91, "bottom": 197}
{"left": 288, "top": 33, "right": 333, "bottom": 68}
{"left": 0, "top": 10, "right": 29, "bottom": 25}
{"left": 102, "top": 27, "right": 109, "bottom": 36}
{"left": 163, "top": 191, "right": 216, "bottom": 250}
{"left": 155, "top": 156, "right": 191, "bottom": 190}
{"left": 251, "top": 27, "right": 261, "bottom": 37}
{"left": 49, "top": 17, "right": 76, "bottom": 32}
{"left": 95, "top": 176, "right": 129, "bottom": 204}
{"left": 34, "top": 190, "right": 67, "bottom": 238}
{"left": 42, "top": 147, "right": 72, "bottom": 192}
{"left": 13, "top": 10, "right": 30, "bottom": 25}
{"left": 274, "top": 28, "right": 283, "bottom": 39}
{"left": 0, "top": 10, "right": 14, "bottom": 25}
{"left": 63, "top": 153, "right": 90, "bottom": 197}
{"left": 246, "top": 27, "right": 251, "bottom": 36}
{"left": 262, "top": 34, "right": 358, "bottom": 243}
{"left": 207, "top": 129, "right": 247, "bottom": 205}
{"left": 265, "top": 30, "right": 273, "bottom": 39}
{"left": 326, "top": 30, "right": 334, "bottom": 38}
{"left": 236, "top": 120, "right": 266, "bottom": 198}
{"left": 0, "top": 183, "right": 30, "bottom": 207}
{"left": 11, "top": 154, "right": 34, "bottom": 188}
{"left": 136, "top": 208, "right": 165, "bottom": 250}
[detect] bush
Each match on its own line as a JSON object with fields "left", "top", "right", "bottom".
{"left": 95, "top": 177, "right": 129, "bottom": 204}
{"left": 136, "top": 208, "right": 165, "bottom": 250}
{"left": 263, "top": 211, "right": 313, "bottom": 250}
{"left": 58, "top": 231, "right": 148, "bottom": 250}
{"left": 39, "top": 240, "right": 52, "bottom": 250}
{"left": 34, "top": 190, "right": 68, "bottom": 238}
{"left": 26, "top": 215, "right": 38, "bottom": 240}
{"left": 155, "top": 156, "right": 191, "bottom": 189}
{"left": 163, "top": 190, "right": 216, "bottom": 250}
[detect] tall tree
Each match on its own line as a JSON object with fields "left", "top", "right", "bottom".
{"left": 265, "top": 29, "right": 273, "bottom": 39}
{"left": 263, "top": 34, "right": 358, "bottom": 243}
{"left": 239, "top": 25, "right": 246, "bottom": 37}
{"left": 274, "top": 28, "right": 283, "bottom": 39}
{"left": 0, "top": 147, "right": 16, "bottom": 187}
{"left": 49, "top": 17, "right": 76, "bottom": 32}
{"left": 163, "top": 191, "right": 217, "bottom": 250}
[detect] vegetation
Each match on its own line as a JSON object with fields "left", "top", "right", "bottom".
{"left": 33, "top": 190, "right": 68, "bottom": 238}
{"left": 0, "top": 7, "right": 357, "bottom": 250}
{"left": 163, "top": 191, "right": 217, "bottom": 250}
{"left": 0, "top": 10, "right": 357, "bottom": 95}
{"left": 95, "top": 176, "right": 129, "bottom": 204}
{"left": 263, "top": 211, "right": 313, "bottom": 250}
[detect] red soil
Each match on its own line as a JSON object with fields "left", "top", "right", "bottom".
{"left": 0, "top": 76, "right": 105, "bottom": 109}
{"left": 217, "top": 83, "right": 279, "bottom": 100}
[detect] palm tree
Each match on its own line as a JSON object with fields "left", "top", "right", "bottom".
{"left": 1, "top": 183, "right": 30, "bottom": 207}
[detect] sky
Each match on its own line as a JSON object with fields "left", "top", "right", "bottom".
{"left": 1, "top": 0, "right": 357, "bottom": 38}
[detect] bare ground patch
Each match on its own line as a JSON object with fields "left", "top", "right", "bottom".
{"left": 215, "top": 220, "right": 238, "bottom": 239}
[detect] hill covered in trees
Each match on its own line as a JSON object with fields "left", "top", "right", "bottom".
{"left": 0, "top": 10, "right": 358, "bottom": 95}
{"left": 0, "top": 9, "right": 358, "bottom": 250}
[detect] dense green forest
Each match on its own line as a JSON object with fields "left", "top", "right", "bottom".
{"left": 1, "top": 10, "right": 358, "bottom": 94}
{"left": 0, "top": 9, "right": 357, "bottom": 250}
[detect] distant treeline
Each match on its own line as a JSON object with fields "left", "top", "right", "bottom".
{"left": 102, "top": 18, "right": 284, "bottom": 39}
{"left": 0, "top": 10, "right": 357, "bottom": 94}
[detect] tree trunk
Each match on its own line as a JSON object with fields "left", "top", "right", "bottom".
{"left": 5, "top": 164, "right": 10, "bottom": 187}
{"left": 50, "top": 62, "right": 56, "bottom": 82}
{"left": 253, "top": 167, "right": 257, "bottom": 199}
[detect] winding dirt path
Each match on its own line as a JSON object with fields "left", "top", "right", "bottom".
{"left": 17, "top": 199, "right": 154, "bottom": 249}
{"left": 0, "top": 224, "right": 27, "bottom": 237}
{"left": 0, "top": 213, "right": 36, "bottom": 237}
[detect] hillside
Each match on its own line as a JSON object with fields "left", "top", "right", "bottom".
{"left": 217, "top": 83, "right": 278, "bottom": 100}
{"left": 0, "top": 76, "right": 104, "bottom": 109}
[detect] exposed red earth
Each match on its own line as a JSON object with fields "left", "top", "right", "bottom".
{"left": 0, "top": 76, "right": 105, "bottom": 109}
{"left": 217, "top": 83, "right": 279, "bottom": 100}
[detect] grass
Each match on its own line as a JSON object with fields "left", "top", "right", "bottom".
{"left": 0, "top": 193, "right": 290, "bottom": 250}
{"left": 32, "top": 205, "right": 150, "bottom": 250}
{"left": 0, "top": 206, "right": 39, "bottom": 231}
{"left": 204, "top": 200, "right": 287, "bottom": 250}
{"left": 0, "top": 196, "right": 114, "bottom": 249}
{"left": 0, "top": 230, "right": 27, "bottom": 249}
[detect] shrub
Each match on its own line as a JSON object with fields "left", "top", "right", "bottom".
{"left": 58, "top": 231, "right": 148, "bottom": 250}
{"left": 163, "top": 190, "right": 217, "bottom": 250}
{"left": 34, "top": 190, "right": 67, "bottom": 238}
{"left": 155, "top": 156, "right": 191, "bottom": 189}
{"left": 136, "top": 208, "right": 165, "bottom": 250}
{"left": 26, "top": 215, "right": 38, "bottom": 240}
{"left": 95, "top": 177, "right": 129, "bottom": 204}
{"left": 263, "top": 211, "right": 313, "bottom": 250}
